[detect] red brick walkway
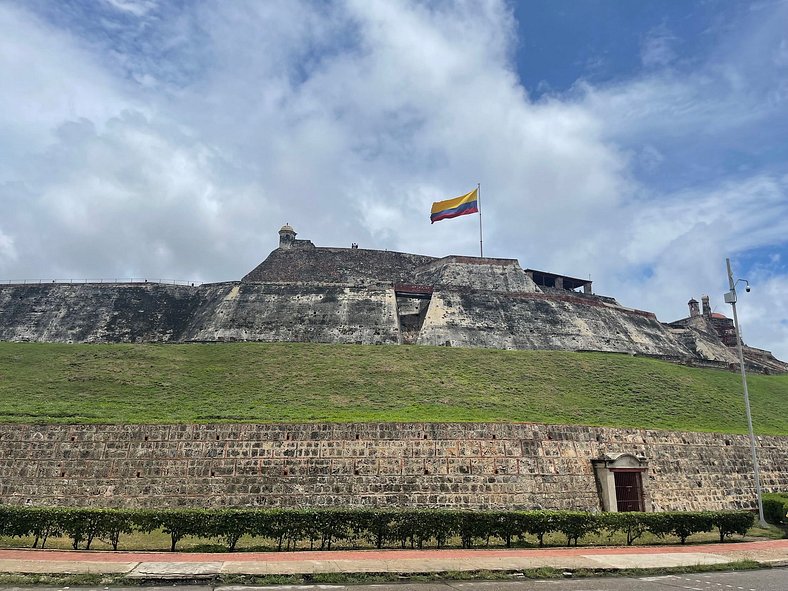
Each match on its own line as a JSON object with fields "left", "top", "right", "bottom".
{"left": 1, "top": 539, "right": 786, "bottom": 563}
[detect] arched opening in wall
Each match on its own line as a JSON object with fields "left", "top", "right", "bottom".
{"left": 591, "top": 453, "right": 649, "bottom": 512}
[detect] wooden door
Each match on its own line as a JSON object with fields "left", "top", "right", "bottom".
{"left": 614, "top": 471, "right": 644, "bottom": 512}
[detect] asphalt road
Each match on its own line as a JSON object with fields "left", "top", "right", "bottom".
{"left": 2, "top": 569, "right": 787, "bottom": 591}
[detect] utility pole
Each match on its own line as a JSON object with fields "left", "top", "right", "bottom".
{"left": 725, "top": 258, "right": 766, "bottom": 527}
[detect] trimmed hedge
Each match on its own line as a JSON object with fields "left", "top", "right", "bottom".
{"left": 0, "top": 506, "right": 754, "bottom": 551}
{"left": 763, "top": 493, "right": 788, "bottom": 525}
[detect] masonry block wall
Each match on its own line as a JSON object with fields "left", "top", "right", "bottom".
{"left": 0, "top": 423, "right": 785, "bottom": 511}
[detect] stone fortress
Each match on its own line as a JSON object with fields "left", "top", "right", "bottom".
{"left": 1, "top": 226, "right": 787, "bottom": 513}
{"left": 1, "top": 224, "right": 785, "bottom": 373}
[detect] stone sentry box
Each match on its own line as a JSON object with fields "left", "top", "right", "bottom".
{"left": 591, "top": 453, "right": 651, "bottom": 512}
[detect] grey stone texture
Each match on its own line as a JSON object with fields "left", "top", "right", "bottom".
{"left": 1, "top": 232, "right": 783, "bottom": 371}
{"left": 243, "top": 246, "right": 436, "bottom": 285}
{"left": 414, "top": 256, "right": 539, "bottom": 293}
{"left": 0, "top": 283, "right": 204, "bottom": 343}
{"left": 0, "top": 282, "right": 400, "bottom": 345}
{"left": 416, "top": 290, "right": 697, "bottom": 356}
{"left": 1, "top": 422, "right": 785, "bottom": 511}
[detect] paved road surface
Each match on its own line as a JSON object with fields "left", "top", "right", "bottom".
{"left": 1, "top": 569, "right": 786, "bottom": 591}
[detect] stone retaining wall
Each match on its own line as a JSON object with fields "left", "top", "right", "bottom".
{"left": 0, "top": 423, "right": 785, "bottom": 511}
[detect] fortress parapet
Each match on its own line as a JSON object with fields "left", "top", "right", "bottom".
{"left": 0, "top": 224, "right": 784, "bottom": 371}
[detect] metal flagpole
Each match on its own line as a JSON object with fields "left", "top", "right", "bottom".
{"left": 477, "top": 182, "right": 483, "bottom": 258}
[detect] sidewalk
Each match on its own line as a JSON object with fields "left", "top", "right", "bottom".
{"left": 0, "top": 539, "right": 786, "bottom": 580}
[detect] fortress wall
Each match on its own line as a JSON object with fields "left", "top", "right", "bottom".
{"left": 0, "top": 422, "right": 785, "bottom": 511}
{"left": 671, "top": 327, "right": 739, "bottom": 365}
{"left": 0, "top": 283, "right": 204, "bottom": 343}
{"left": 0, "top": 282, "right": 735, "bottom": 359}
{"left": 414, "top": 259, "right": 539, "bottom": 293}
{"left": 242, "top": 248, "right": 437, "bottom": 284}
{"left": 185, "top": 283, "right": 400, "bottom": 344}
{"left": 417, "top": 290, "right": 697, "bottom": 356}
{"left": 0, "top": 283, "right": 400, "bottom": 345}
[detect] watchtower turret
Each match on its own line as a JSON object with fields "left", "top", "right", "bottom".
{"left": 701, "top": 295, "right": 711, "bottom": 318}
{"left": 278, "top": 224, "right": 297, "bottom": 249}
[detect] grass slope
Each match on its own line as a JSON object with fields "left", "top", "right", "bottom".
{"left": 0, "top": 342, "right": 786, "bottom": 434}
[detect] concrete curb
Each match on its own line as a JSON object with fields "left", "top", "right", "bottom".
{"left": 757, "top": 558, "right": 788, "bottom": 568}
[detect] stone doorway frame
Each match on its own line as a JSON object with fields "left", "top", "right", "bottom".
{"left": 591, "top": 452, "right": 651, "bottom": 512}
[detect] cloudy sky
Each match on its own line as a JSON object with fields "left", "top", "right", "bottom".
{"left": 1, "top": 0, "right": 787, "bottom": 359}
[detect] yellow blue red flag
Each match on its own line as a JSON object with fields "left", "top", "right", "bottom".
{"left": 430, "top": 188, "right": 479, "bottom": 224}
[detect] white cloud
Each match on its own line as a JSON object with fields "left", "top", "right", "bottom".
{"left": 775, "top": 39, "right": 788, "bottom": 67}
{"left": 640, "top": 24, "right": 678, "bottom": 68}
{"left": 0, "top": 230, "right": 16, "bottom": 268}
{"left": 0, "top": 0, "right": 786, "bottom": 359}
{"left": 0, "top": 3, "right": 133, "bottom": 166}
{"left": 0, "top": 109, "right": 272, "bottom": 280}
{"left": 737, "top": 273, "right": 788, "bottom": 360}
{"left": 103, "top": 0, "right": 158, "bottom": 18}
{"left": 600, "top": 174, "right": 788, "bottom": 354}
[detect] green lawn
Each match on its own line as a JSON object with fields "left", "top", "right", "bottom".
{"left": 0, "top": 342, "right": 786, "bottom": 434}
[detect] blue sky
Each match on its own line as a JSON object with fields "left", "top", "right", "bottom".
{"left": 1, "top": 0, "right": 787, "bottom": 359}
{"left": 515, "top": 1, "right": 723, "bottom": 92}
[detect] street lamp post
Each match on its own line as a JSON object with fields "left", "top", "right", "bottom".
{"left": 724, "top": 258, "right": 766, "bottom": 527}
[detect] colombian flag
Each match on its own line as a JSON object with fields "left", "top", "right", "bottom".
{"left": 430, "top": 188, "right": 479, "bottom": 224}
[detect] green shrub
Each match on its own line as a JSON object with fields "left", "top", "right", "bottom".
{"left": 647, "top": 511, "right": 714, "bottom": 544}
{"left": 710, "top": 510, "right": 754, "bottom": 542}
{"left": 763, "top": 494, "right": 788, "bottom": 525}
{"left": 554, "top": 511, "right": 601, "bottom": 546}
{"left": 388, "top": 509, "right": 451, "bottom": 549}
{"left": 763, "top": 500, "right": 785, "bottom": 525}
{"left": 0, "top": 504, "right": 755, "bottom": 551}
{"left": 601, "top": 512, "right": 651, "bottom": 546}
{"left": 457, "top": 511, "right": 499, "bottom": 549}
{"left": 491, "top": 511, "right": 528, "bottom": 548}
{"left": 247, "top": 509, "right": 293, "bottom": 551}
{"left": 522, "top": 510, "right": 560, "bottom": 547}
{"left": 309, "top": 509, "right": 353, "bottom": 550}
{"left": 12, "top": 506, "right": 64, "bottom": 549}
{"left": 59, "top": 508, "right": 103, "bottom": 550}
{"left": 144, "top": 508, "right": 207, "bottom": 552}
{"left": 95, "top": 509, "right": 135, "bottom": 551}
{"left": 355, "top": 509, "right": 395, "bottom": 549}
{"left": 204, "top": 509, "right": 254, "bottom": 552}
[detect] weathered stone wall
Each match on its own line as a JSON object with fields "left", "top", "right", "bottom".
{"left": 0, "top": 283, "right": 204, "bottom": 343}
{"left": 183, "top": 283, "right": 400, "bottom": 344}
{"left": 416, "top": 290, "right": 698, "bottom": 357}
{"left": 0, "top": 282, "right": 401, "bottom": 345}
{"left": 0, "top": 262, "right": 759, "bottom": 369}
{"left": 1, "top": 423, "right": 785, "bottom": 511}
{"left": 0, "top": 279, "right": 751, "bottom": 368}
{"left": 242, "top": 247, "right": 437, "bottom": 285}
{"left": 2, "top": 238, "right": 781, "bottom": 370}
{"left": 415, "top": 257, "right": 539, "bottom": 292}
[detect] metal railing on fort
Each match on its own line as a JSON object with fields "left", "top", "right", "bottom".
{"left": 0, "top": 278, "right": 203, "bottom": 286}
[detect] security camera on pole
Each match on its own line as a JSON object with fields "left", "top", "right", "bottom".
{"left": 724, "top": 258, "right": 766, "bottom": 527}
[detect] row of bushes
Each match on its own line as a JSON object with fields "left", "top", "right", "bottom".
{"left": 0, "top": 506, "right": 754, "bottom": 552}
{"left": 763, "top": 493, "right": 788, "bottom": 525}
